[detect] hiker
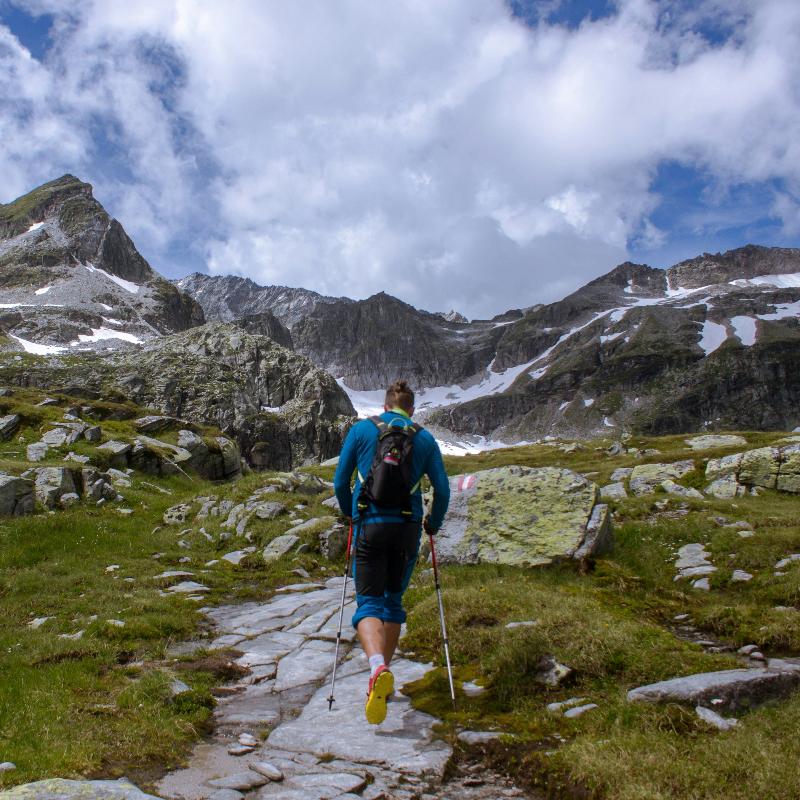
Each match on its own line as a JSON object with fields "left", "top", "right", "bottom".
{"left": 333, "top": 379, "right": 450, "bottom": 724}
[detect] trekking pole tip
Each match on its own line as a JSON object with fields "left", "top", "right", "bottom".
{"left": 327, "top": 695, "right": 335, "bottom": 711}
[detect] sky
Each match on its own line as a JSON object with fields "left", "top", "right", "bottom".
{"left": 1, "top": 0, "right": 800, "bottom": 319}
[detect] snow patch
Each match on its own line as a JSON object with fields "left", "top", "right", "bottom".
{"left": 559, "top": 401, "right": 570, "bottom": 412}
{"left": 9, "top": 334, "right": 65, "bottom": 355}
{"left": 261, "top": 405, "right": 284, "bottom": 413}
{"left": 72, "top": 328, "right": 142, "bottom": 346}
{"left": 698, "top": 321, "right": 728, "bottom": 356}
{"left": 101, "top": 317, "right": 124, "bottom": 326}
{"left": 730, "top": 316, "right": 757, "bottom": 346}
{"left": 758, "top": 300, "right": 800, "bottom": 321}
{"left": 34, "top": 286, "right": 52, "bottom": 295}
{"left": 731, "top": 272, "right": 800, "bottom": 289}
{"left": 84, "top": 263, "right": 141, "bottom": 294}
{"left": 583, "top": 398, "right": 595, "bottom": 407}
{"left": 98, "top": 303, "right": 113, "bottom": 311}
{"left": 600, "top": 330, "right": 625, "bottom": 344}
{"left": 530, "top": 366, "right": 549, "bottom": 380}
{"left": 27, "top": 221, "right": 45, "bottom": 233}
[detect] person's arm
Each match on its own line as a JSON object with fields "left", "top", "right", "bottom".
{"left": 424, "top": 441, "right": 450, "bottom": 531}
{"left": 333, "top": 427, "right": 359, "bottom": 517}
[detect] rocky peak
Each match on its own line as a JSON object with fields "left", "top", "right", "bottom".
{"left": 0, "top": 174, "right": 204, "bottom": 352}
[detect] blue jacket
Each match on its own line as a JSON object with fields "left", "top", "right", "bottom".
{"left": 334, "top": 409, "right": 450, "bottom": 528}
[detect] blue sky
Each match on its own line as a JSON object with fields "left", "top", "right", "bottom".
{"left": 1, "top": 0, "right": 799, "bottom": 317}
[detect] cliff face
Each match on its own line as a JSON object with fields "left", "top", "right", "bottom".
{"left": 0, "top": 175, "right": 204, "bottom": 352}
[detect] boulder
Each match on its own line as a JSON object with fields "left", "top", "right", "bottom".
{"left": 600, "top": 482, "right": 627, "bottom": 500}
{"left": 41, "top": 427, "right": 71, "bottom": 447}
{"left": 163, "top": 503, "right": 193, "bottom": 525}
{"left": 0, "top": 475, "right": 35, "bottom": 516}
{"left": 33, "top": 467, "right": 80, "bottom": 509}
{"left": 705, "top": 477, "right": 743, "bottom": 499}
{"left": 777, "top": 444, "right": 800, "bottom": 493}
{"left": 263, "top": 534, "right": 300, "bottom": 562}
{"left": 627, "top": 660, "right": 800, "bottom": 711}
{"left": 705, "top": 453, "right": 744, "bottom": 482}
{"left": 738, "top": 447, "right": 780, "bottom": 490}
{"left": 661, "top": 479, "right": 704, "bottom": 500}
{"left": 0, "top": 414, "right": 20, "bottom": 440}
{"left": 319, "top": 523, "right": 348, "bottom": 560}
{"left": 84, "top": 425, "right": 102, "bottom": 443}
{"left": 628, "top": 461, "right": 694, "bottom": 496}
{"left": 97, "top": 440, "right": 132, "bottom": 468}
{"left": 432, "top": 466, "right": 612, "bottom": 567}
{"left": 267, "top": 471, "right": 332, "bottom": 495}
{"left": 685, "top": 434, "right": 747, "bottom": 451}
{"left": 26, "top": 442, "right": 48, "bottom": 462}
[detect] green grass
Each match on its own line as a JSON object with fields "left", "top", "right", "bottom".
{"left": 399, "top": 429, "right": 800, "bottom": 800}
{"left": 2, "top": 408, "right": 799, "bottom": 798}
{"left": 0, "top": 389, "right": 342, "bottom": 787}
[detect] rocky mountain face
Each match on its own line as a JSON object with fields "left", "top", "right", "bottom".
{"left": 175, "top": 274, "right": 504, "bottom": 390}
{"left": 0, "top": 175, "right": 204, "bottom": 352}
{"left": 431, "top": 245, "right": 800, "bottom": 440}
{"left": 173, "top": 272, "right": 350, "bottom": 329}
{"left": 0, "top": 322, "right": 355, "bottom": 470}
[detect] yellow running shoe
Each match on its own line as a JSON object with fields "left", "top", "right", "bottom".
{"left": 365, "top": 666, "right": 394, "bottom": 725}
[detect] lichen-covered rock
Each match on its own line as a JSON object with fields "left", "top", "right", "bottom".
{"left": 705, "top": 477, "right": 744, "bottom": 499}
{"left": 661, "top": 479, "right": 704, "bottom": 500}
{"left": 628, "top": 461, "right": 694, "bottom": 496}
{"left": 432, "top": 466, "right": 611, "bottom": 567}
{"left": 0, "top": 475, "right": 34, "bottom": 516}
{"left": 164, "top": 503, "right": 193, "bottom": 525}
{"left": 777, "top": 444, "right": 800, "bottom": 493}
{"left": 685, "top": 434, "right": 748, "bottom": 450}
{"left": 738, "top": 447, "right": 781, "bottom": 490}
{"left": 705, "top": 453, "right": 744, "bottom": 482}
{"left": 267, "top": 472, "right": 332, "bottom": 495}
{"left": 600, "top": 482, "right": 627, "bottom": 500}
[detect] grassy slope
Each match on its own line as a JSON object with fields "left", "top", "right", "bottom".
{"left": 398, "top": 433, "right": 800, "bottom": 800}
{"left": 0, "top": 390, "right": 338, "bottom": 788}
{"left": 2, "top": 405, "right": 800, "bottom": 798}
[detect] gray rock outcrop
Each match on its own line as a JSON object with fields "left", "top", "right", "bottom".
{"left": 0, "top": 475, "right": 34, "bottom": 516}
{"left": 432, "top": 465, "right": 612, "bottom": 566}
{"left": 2, "top": 323, "right": 354, "bottom": 469}
{"left": 628, "top": 659, "right": 800, "bottom": 711}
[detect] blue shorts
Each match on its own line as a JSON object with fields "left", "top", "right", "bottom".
{"left": 351, "top": 520, "right": 421, "bottom": 629}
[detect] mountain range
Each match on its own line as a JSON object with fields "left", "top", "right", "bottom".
{"left": 2, "top": 175, "right": 799, "bottom": 462}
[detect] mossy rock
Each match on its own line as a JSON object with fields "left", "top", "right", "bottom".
{"left": 433, "top": 465, "right": 608, "bottom": 567}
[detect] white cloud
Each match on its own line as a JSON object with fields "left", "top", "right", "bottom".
{"left": 2, "top": 0, "right": 800, "bottom": 318}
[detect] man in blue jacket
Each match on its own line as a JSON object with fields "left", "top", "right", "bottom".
{"left": 334, "top": 379, "right": 450, "bottom": 724}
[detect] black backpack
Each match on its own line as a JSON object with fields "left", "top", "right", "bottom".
{"left": 357, "top": 416, "right": 421, "bottom": 517}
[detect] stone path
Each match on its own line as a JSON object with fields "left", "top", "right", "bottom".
{"left": 155, "top": 579, "right": 530, "bottom": 800}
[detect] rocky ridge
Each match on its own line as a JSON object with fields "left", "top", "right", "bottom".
{"left": 0, "top": 176, "right": 203, "bottom": 351}
{"left": 0, "top": 323, "right": 355, "bottom": 469}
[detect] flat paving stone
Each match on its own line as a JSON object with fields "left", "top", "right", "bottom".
{"left": 274, "top": 639, "right": 337, "bottom": 691}
{"left": 267, "top": 658, "right": 451, "bottom": 775}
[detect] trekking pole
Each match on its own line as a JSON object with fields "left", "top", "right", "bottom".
{"left": 429, "top": 533, "right": 457, "bottom": 710}
{"left": 327, "top": 522, "right": 354, "bottom": 711}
